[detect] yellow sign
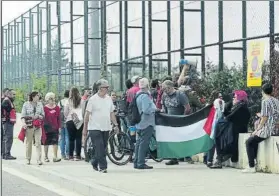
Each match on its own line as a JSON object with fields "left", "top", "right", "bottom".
{"left": 247, "top": 41, "right": 265, "bottom": 87}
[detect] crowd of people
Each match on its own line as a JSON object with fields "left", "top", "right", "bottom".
{"left": 1, "top": 59, "right": 279, "bottom": 174}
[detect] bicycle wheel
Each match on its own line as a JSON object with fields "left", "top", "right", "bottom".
{"left": 149, "top": 136, "right": 163, "bottom": 162}
{"left": 84, "top": 135, "right": 94, "bottom": 163}
{"left": 107, "top": 132, "right": 133, "bottom": 166}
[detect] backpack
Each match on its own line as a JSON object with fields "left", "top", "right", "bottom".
{"left": 127, "top": 92, "right": 148, "bottom": 126}
{"left": 118, "top": 92, "right": 129, "bottom": 114}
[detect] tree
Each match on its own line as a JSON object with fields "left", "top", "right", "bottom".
{"left": 270, "top": 48, "right": 279, "bottom": 98}
{"left": 51, "top": 36, "right": 69, "bottom": 72}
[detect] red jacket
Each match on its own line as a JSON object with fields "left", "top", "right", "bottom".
{"left": 156, "top": 89, "right": 163, "bottom": 109}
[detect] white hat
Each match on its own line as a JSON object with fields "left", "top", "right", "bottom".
{"left": 131, "top": 75, "right": 141, "bottom": 84}
{"left": 96, "top": 79, "right": 109, "bottom": 88}
{"left": 139, "top": 78, "right": 149, "bottom": 89}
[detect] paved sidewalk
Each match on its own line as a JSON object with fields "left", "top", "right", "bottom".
{"left": 3, "top": 139, "right": 279, "bottom": 196}
{"left": 3, "top": 171, "right": 62, "bottom": 196}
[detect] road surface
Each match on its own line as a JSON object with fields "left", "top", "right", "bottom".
{"left": 2, "top": 171, "right": 62, "bottom": 196}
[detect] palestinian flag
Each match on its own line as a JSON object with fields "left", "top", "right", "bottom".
{"left": 155, "top": 105, "right": 215, "bottom": 159}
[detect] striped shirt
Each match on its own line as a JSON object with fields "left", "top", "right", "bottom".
{"left": 258, "top": 96, "right": 279, "bottom": 138}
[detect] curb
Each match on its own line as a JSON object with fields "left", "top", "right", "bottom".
{"left": 3, "top": 161, "right": 133, "bottom": 196}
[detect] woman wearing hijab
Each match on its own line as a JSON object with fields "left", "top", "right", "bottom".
{"left": 210, "top": 90, "right": 251, "bottom": 169}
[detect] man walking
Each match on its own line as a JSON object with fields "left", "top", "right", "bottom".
{"left": 2, "top": 89, "right": 17, "bottom": 160}
{"left": 83, "top": 79, "right": 119, "bottom": 173}
{"left": 133, "top": 78, "right": 157, "bottom": 170}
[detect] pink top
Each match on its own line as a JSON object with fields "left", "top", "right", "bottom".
{"left": 126, "top": 85, "right": 140, "bottom": 103}
{"left": 44, "top": 105, "right": 61, "bottom": 130}
{"left": 156, "top": 89, "right": 163, "bottom": 109}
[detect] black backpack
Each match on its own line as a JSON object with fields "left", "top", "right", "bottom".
{"left": 127, "top": 92, "right": 148, "bottom": 126}
{"left": 118, "top": 92, "right": 129, "bottom": 114}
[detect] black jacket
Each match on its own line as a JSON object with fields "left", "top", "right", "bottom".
{"left": 1, "top": 97, "right": 13, "bottom": 122}
{"left": 225, "top": 102, "right": 251, "bottom": 134}
{"left": 215, "top": 119, "right": 234, "bottom": 155}
{"left": 215, "top": 102, "right": 251, "bottom": 162}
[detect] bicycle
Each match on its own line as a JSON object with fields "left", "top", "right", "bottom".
{"left": 84, "top": 129, "right": 115, "bottom": 163}
{"left": 106, "top": 113, "right": 163, "bottom": 166}
{"left": 84, "top": 132, "right": 94, "bottom": 163}
{"left": 84, "top": 109, "right": 163, "bottom": 165}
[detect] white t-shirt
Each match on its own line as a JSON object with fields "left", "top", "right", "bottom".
{"left": 86, "top": 94, "right": 114, "bottom": 131}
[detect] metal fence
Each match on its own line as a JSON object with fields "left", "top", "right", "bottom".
{"left": 2, "top": 1, "right": 279, "bottom": 93}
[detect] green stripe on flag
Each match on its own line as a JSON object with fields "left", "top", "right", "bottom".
{"left": 157, "top": 134, "right": 213, "bottom": 159}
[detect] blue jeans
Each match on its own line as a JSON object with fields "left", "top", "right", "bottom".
{"left": 134, "top": 125, "right": 153, "bottom": 168}
{"left": 59, "top": 127, "right": 69, "bottom": 157}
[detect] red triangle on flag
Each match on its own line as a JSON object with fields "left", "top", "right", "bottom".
{"left": 203, "top": 106, "right": 215, "bottom": 135}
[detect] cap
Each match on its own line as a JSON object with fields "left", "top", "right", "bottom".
{"left": 131, "top": 75, "right": 141, "bottom": 84}
{"left": 139, "top": 78, "right": 149, "bottom": 89}
{"left": 96, "top": 79, "right": 109, "bottom": 88}
{"left": 179, "top": 59, "right": 188, "bottom": 65}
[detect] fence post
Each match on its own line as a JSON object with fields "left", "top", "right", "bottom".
{"left": 84, "top": 0, "right": 89, "bottom": 87}
{"left": 218, "top": 1, "right": 224, "bottom": 72}
{"left": 57, "top": 1, "right": 62, "bottom": 95}
{"left": 242, "top": 1, "right": 247, "bottom": 78}
{"left": 269, "top": 1, "right": 275, "bottom": 84}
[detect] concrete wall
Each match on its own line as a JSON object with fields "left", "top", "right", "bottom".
{"left": 193, "top": 134, "right": 279, "bottom": 174}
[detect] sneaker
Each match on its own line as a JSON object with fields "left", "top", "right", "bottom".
{"left": 4, "top": 155, "right": 17, "bottom": 160}
{"left": 63, "top": 156, "right": 69, "bottom": 160}
{"left": 136, "top": 164, "right": 153, "bottom": 170}
{"left": 165, "top": 159, "right": 179, "bottom": 166}
{"left": 44, "top": 158, "right": 50, "bottom": 162}
{"left": 92, "top": 165, "right": 98, "bottom": 171}
{"left": 37, "top": 161, "right": 43, "bottom": 165}
{"left": 242, "top": 167, "right": 256, "bottom": 173}
{"left": 185, "top": 157, "right": 194, "bottom": 164}
{"left": 68, "top": 156, "right": 74, "bottom": 161}
{"left": 99, "top": 169, "right": 107, "bottom": 173}
{"left": 53, "top": 158, "right": 62, "bottom": 162}
{"left": 26, "top": 160, "right": 31, "bottom": 165}
{"left": 209, "top": 161, "right": 222, "bottom": 169}
{"left": 207, "top": 162, "right": 213, "bottom": 167}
